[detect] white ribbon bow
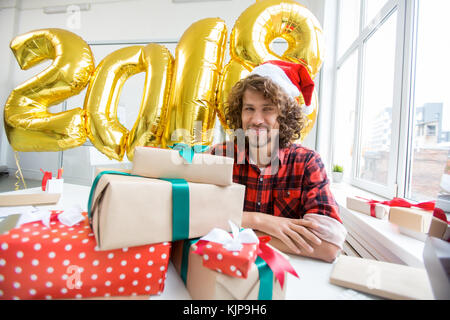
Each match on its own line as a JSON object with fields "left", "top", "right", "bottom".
{"left": 199, "top": 220, "right": 259, "bottom": 251}
{"left": 17, "top": 204, "right": 85, "bottom": 228}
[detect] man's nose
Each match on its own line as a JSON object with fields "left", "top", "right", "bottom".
{"left": 251, "top": 110, "right": 264, "bottom": 126}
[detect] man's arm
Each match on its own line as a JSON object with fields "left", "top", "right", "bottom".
{"left": 243, "top": 211, "right": 341, "bottom": 263}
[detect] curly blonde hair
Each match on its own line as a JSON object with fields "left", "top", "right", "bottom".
{"left": 224, "top": 74, "right": 306, "bottom": 149}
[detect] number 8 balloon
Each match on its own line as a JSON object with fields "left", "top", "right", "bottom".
{"left": 218, "top": 0, "right": 324, "bottom": 140}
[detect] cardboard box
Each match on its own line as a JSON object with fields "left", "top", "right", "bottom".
{"left": 0, "top": 193, "right": 61, "bottom": 207}
{"left": 0, "top": 213, "right": 170, "bottom": 300}
{"left": 89, "top": 172, "right": 245, "bottom": 250}
{"left": 346, "top": 196, "right": 389, "bottom": 219}
{"left": 171, "top": 240, "right": 287, "bottom": 300}
{"left": 330, "top": 255, "right": 434, "bottom": 300}
{"left": 388, "top": 207, "right": 436, "bottom": 241}
{"left": 131, "top": 146, "right": 234, "bottom": 186}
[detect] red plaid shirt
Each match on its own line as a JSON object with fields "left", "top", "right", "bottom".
{"left": 210, "top": 141, "right": 342, "bottom": 223}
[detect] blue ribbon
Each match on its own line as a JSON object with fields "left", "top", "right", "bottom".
{"left": 169, "top": 143, "right": 210, "bottom": 164}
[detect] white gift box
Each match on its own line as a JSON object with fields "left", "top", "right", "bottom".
{"left": 46, "top": 178, "right": 64, "bottom": 193}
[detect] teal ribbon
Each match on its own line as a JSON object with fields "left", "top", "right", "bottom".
{"left": 255, "top": 256, "right": 274, "bottom": 300}
{"left": 179, "top": 239, "right": 273, "bottom": 300}
{"left": 160, "top": 178, "right": 190, "bottom": 241}
{"left": 180, "top": 238, "right": 199, "bottom": 285}
{"left": 87, "top": 171, "right": 190, "bottom": 241}
{"left": 169, "top": 143, "right": 210, "bottom": 164}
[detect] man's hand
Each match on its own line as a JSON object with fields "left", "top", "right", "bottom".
{"left": 242, "top": 211, "right": 322, "bottom": 255}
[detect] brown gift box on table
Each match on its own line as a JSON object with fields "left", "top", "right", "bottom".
{"left": 388, "top": 207, "right": 441, "bottom": 241}
{"left": 89, "top": 172, "right": 245, "bottom": 251}
{"left": 330, "top": 255, "right": 434, "bottom": 300}
{"left": 171, "top": 240, "right": 287, "bottom": 300}
{"left": 346, "top": 196, "right": 389, "bottom": 219}
{"left": 131, "top": 146, "right": 234, "bottom": 186}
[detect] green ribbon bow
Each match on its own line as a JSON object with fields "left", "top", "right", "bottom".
{"left": 87, "top": 170, "right": 190, "bottom": 241}
{"left": 169, "top": 143, "right": 210, "bottom": 164}
{"left": 180, "top": 239, "right": 274, "bottom": 300}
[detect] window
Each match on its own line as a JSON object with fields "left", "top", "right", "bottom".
{"left": 332, "top": 0, "right": 450, "bottom": 201}
{"left": 406, "top": 0, "right": 450, "bottom": 201}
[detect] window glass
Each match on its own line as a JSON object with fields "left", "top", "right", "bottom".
{"left": 357, "top": 11, "right": 397, "bottom": 185}
{"left": 338, "top": 0, "right": 361, "bottom": 57}
{"left": 408, "top": 0, "right": 450, "bottom": 201}
{"left": 365, "top": 0, "right": 389, "bottom": 26}
{"left": 333, "top": 50, "right": 358, "bottom": 179}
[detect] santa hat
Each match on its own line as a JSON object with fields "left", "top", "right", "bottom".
{"left": 249, "top": 60, "right": 315, "bottom": 106}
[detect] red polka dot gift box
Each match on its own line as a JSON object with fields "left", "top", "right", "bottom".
{"left": 0, "top": 212, "right": 171, "bottom": 300}
{"left": 193, "top": 241, "right": 258, "bottom": 279}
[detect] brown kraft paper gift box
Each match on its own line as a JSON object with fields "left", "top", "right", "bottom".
{"left": 346, "top": 196, "right": 389, "bottom": 219}
{"left": 131, "top": 146, "right": 234, "bottom": 186}
{"left": 89, "top": 172, "right": 245, "bottom": 250}
{"left": 171, "top": 240, "right": 287, "bottom": 300}
{"left": 389, "top": 206, "right": 448, "bottom": 241}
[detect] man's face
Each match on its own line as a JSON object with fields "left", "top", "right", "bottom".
{"left": 241, "top": 89, "right": 279, "bottom": 149}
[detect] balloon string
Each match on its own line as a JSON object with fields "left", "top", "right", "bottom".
{"left": 14, "top": 151, "right": 27, "bottom": 190}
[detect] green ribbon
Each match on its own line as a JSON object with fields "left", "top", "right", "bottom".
{"left": 87, "top": 171, "right": 190, "bottom": 241}
{"left": 169, "top": 143, "right": 210, "bottom": 164}
{"left": 255, "top": 256, "right": 274, "bottom": 300}
{"left": 181, "top": 238, "right": 199, "bottom": 285}
{"left": 179, "top": 240, "right": 274, "bottom": 300}
{"left": 160, "top": 178, "right": 190, "bottom": 241}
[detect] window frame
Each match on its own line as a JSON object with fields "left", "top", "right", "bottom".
{"left": 331, "top": 0, "right": 417, "bottom": 199}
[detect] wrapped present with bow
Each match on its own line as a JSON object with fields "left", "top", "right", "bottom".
{"left": 0, "top": 210, "right": 171, "bottom": 300}
{"left": 131, "top": 145, "right": 234, "bottom": 186}
{"left": 88, "top": 170, "right": 244, "bottom": 250}
{"left": 346, "top": 196, "right": 435, "bottom": 220}
{"left": 171, "top": 223, "right": 299, "bottom": 300}
{"left": 192, "top": 221, "right": 260, "bottom": 279}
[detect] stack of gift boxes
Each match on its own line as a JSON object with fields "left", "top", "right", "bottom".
{"left": 0, "top": 145, "right": 296, "bottom": 300}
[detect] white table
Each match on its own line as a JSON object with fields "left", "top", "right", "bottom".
{"left": 1, "top": 183, "right": 376, "bottom": 300}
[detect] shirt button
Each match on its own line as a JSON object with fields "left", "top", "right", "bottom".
{"left": 259, "top": 177, "right": 263, "bottom": 182}
{"left": 257, "top": 202, "right": 261, "bottom": 206}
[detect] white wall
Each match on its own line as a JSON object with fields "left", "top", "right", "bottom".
{"left": 0, "top": 0, "right": 326, "bottom": 184}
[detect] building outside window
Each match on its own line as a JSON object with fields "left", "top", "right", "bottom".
{"left": 332, "top": 0, "right": 450, "bottom": 201}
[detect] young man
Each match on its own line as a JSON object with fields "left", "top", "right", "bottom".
{"left": 211, "top": 61, "right": 347, "bottom": 263}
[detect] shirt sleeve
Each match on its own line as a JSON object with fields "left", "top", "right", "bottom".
{"left": 303, "top": 213, "right": 347, "bottom": 249}
{"left": 300, "top": 151, "right": 343, "bottom": 223}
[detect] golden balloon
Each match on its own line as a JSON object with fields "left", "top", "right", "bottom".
{"left": 126, "top": 44, "right": 174, "bottom": 160}
{"left": 84, "top": 44, "right": 174, "bottom": 161}
{"left": 162, "top": 18, "right": 227, "bottom": 148}
{"left": 4, "top": 28, "right": 94, "bottom": 152}
{"left": 228, "top": 0, "right": 324, "bottom": 141}
{"left": 215, "top": 59, "right": 250, "bottom": 131}
{"left": 230, "top": 0, "right": 324, "bottom": 77}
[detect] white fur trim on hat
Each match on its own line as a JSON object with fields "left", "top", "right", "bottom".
{"left": 249, "top": 64, "right": 300, "bottom": 98}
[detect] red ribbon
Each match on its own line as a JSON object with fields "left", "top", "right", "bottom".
{"left": 193, "top": 235, "right": 299, "bottom": 288}
{"left": 40, "top": 169, "right": 52, "bottom": 191}
{"left": 433, "top": 207, "right": 449, "bottom": 225}
{"left": 192, "top": 239, "right": 210, "bottom": 255}
{"left": 356, "top": 196, "right": 435, "bottom": 218}
{"left": 256, "top": 236, "right": 299, "bottom": 289}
